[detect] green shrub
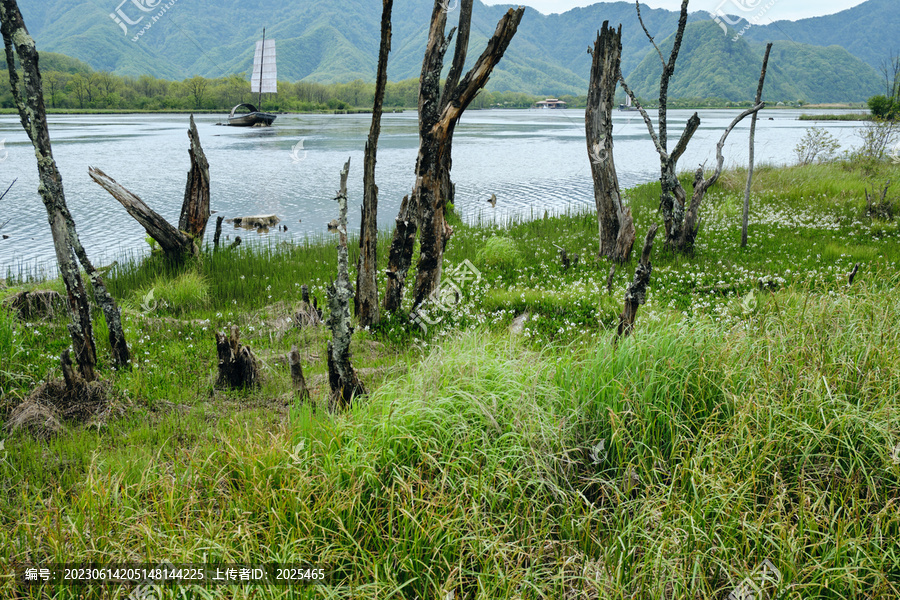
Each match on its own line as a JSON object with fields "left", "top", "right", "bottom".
{"left": 476, "top": 236, "right": 522, "bottom": 273}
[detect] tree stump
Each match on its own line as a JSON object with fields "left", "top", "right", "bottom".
{"left": 616, "top": 224, "right": 659, "bottom": 343}
{"left": 214, "top": 326, "right": 259, "bottom": 389}
{"left": 295, "top": 284, "right": 323, "bottom": 327}
{"left": 288, "top": 345, "right": 310, "bottom": 402}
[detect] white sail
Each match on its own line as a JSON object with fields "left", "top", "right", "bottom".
{"left": 251, "top": 39, "right": 277, "bottom": 94}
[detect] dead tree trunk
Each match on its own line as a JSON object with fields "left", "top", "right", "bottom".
{"left": 179, "top": 115, "right": 211, "bottom": 241}
{"left": 89, "top": 167, "right": 197, "bottom": 258}
{"left": 355, "top": 0, "right": 393, "bottom": 329}
{"left": 620, "top": 0, "right": 700, "bottom": 251}
{"left": 91, "top": 115, "right": 211, "bottom": 260}
{"left": 586, "top": 21, "right": 635, "bottom": 262}
{"left": 621, "top": 0, "right": 769, "bottom": 253}
{"left": 383, "top": 2, "right": 524, "bottom": 314}
{"left": 741, "top": 43, "right": 772, "bottom": 248}
{"left": 2, "top": 0, "right": 131, "bottom": 377}
{"left": 616, "top": 224, "right": 659, "bottom": 342}
{"left": 680, "top": 102, "right": 765, "bottom": 247}
{"left": 327, "top": 159, "right": 366, "bottom": 409}
{"left": 288, "top": 345, "right": 310, "bottom": 402}
{"left": 214, "top": 326, "right": 259, "bottom": 389}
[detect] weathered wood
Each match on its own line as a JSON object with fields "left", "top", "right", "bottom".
{"left": 606, "top": 264, "right": 616, "bottom": 295}
{"left": 60, "top": 349, "right": 85, "bottom": 392}
{"left": 411, "top": 5, "right": 525, "bottom": 311}
{"left": 215, "top": 325, "right": 259, "bottom": 389}
{"left": 586, "top": 21, "right": 634, "bottom": 262}
{"left": 295, "top": 284, "right": 323, "bottom": 327}
{"left": 356, "top": 0, "right": 393, "bottom": 329}
{"left": 288, "top": 345, "right": 310, "bottom": 402}
{"left": 616, "top": 224, "right": 659, "bottom": 342}
{"left": 680, "top": 102, "right": 765, "bottom": 248}
{"left": 213, "top": 215, "right": 224, "bottom": 250}
{"left": 89, "top": 166, "right": 197, "bottom": 258}
{"left": 848, "top": 263, "right": 860, "bottom": 285}
{"left": 0, "top": 0, "right": 136, "bottom": 379}
{"left": 383, "top": 3, "right": 524, "bottom": 314}
{"left": 742, "top": 43, "right": 773, "bottom": 248}
{"left": 179, "top": 114, "right": 211, "bottom": 240}
{"left": 327, "top": 159, "right": 366, "bottom": 409}
{"left": 383, "top": 195, "right": 417, "bottom": 313}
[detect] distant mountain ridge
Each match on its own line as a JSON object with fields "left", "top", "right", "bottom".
{"left": 12, "top": 0, "right": 893, "bottom": 102}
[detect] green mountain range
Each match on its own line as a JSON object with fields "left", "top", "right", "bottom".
{"left": 12, "top": 0, "right": 893, "bottom": 102}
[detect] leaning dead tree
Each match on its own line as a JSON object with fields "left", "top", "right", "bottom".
{"left": 355, "top": 0, "right": 393, "bottom": 329}
{"left": 327, "top": 159, "right": 366, "bottom": 409}
{"left": 616, "top": 224, "right": 659, "bottom": 342}
{"left": 383, "top": 2, "right": 525, "bottom": 313}
{"left": 620, "top": 0, "right": 767, "bottom": 251}
{"left": 741, "top": 43, "right": 773, "bottom": 248}
{"left": 586, "top": 21, "right": 635, "bottom": 262}
{"left": 1, "top": 0, "right": 130, "bottom": 377}
{"left": 89, "top": 115, "right": 211, "bottom": 260}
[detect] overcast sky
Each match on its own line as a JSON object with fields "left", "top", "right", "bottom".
{"left": 482, "top": 0, "right": 869, "bottom": 21}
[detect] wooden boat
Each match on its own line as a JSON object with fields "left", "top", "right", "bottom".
{"left": 618, "top": 94, "right": 639, "bottom": 112}
{"left": 228, "top": 29, "right": 277, "bottom": 127}
{"left": 228, "top": 103, "right": 276, "bottom": 127}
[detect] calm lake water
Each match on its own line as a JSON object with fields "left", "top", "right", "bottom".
{"left": 0, "top": 108, "right": 866, "bottom": 276}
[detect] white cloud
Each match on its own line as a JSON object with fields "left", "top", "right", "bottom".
{"left": 484, "top": 0, "right": 869, "bottom": 21}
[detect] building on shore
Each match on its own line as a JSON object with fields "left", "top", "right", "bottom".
{"left": 534, "top": 98, "right": 567, "bottom": 109}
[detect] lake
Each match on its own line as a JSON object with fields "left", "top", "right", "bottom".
{"left": 0, "top": 108, "right": 866, "bottom": 276}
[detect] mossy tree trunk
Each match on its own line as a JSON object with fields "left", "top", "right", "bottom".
{"left": 327, "top": 159, "right": 366, "bottom": 409}
{"left": 1, "top": 0, "right": 131, "bottom": 377}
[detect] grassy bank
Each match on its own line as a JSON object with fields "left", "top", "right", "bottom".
{"left": 1, "top": 159, "right": 900, "bottom": 598}
{"left": 799, "top": 112, "right": 872, "bottom": 121}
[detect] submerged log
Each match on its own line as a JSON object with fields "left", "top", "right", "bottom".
{"left": 616, "top": 224, "right": 659, "bottom": 342}
{"left": 214, "top": 326, "right": 259, "bottom": 389}
{"left": 89, "top": 167, "right": 197, "bottom": 258}
{"left": 326, "top": 159, "right": 366, "bottom": 409}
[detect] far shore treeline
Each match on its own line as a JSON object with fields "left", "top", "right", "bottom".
{"left": 0, "top": 52, "right": 848, "bottom": 114}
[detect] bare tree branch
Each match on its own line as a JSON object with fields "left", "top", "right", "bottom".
{"left": 635, "top": 0, "right": 665, "bottom": 69}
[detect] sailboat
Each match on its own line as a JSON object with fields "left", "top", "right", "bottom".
{"left": 228, "top": 29, "right": 277, "bottom": 127}
{"left": 618, "top": 94, "right": 639, "bottom": 112}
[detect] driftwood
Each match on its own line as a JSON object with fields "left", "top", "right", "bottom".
{"left": 214, "top": 326, "right": 259, "bottom": 389}
{"left": 179, "top": 115, "right": 211, "bottom": 240}
{"left": 2, "top": 0, "right": 131, "bottom": 377}
{"left": 383, "top": 2, "right": 524, "bottom": 313}
{"left": 586, "top": 21, "right": 635, "bottom": 262}
{"left": 89, "top": 167, "right": 197, "bottom": 258}
{"left": 355, "top": 0, "right": 393, "bottom": 329}
{"left": 90, "top": 115, "right": 212, "bottom": 260}
{"left": 742, "top": 43, "right": 773, "bottom": 247}
{"left": 288, "top": 345, "right": 310, "bottom": 402}
{"left": 616, "top": 224, "right": 659, "bottom": 342}
{"left": 326, "top": 159, "right": 366, "bottom": 409}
